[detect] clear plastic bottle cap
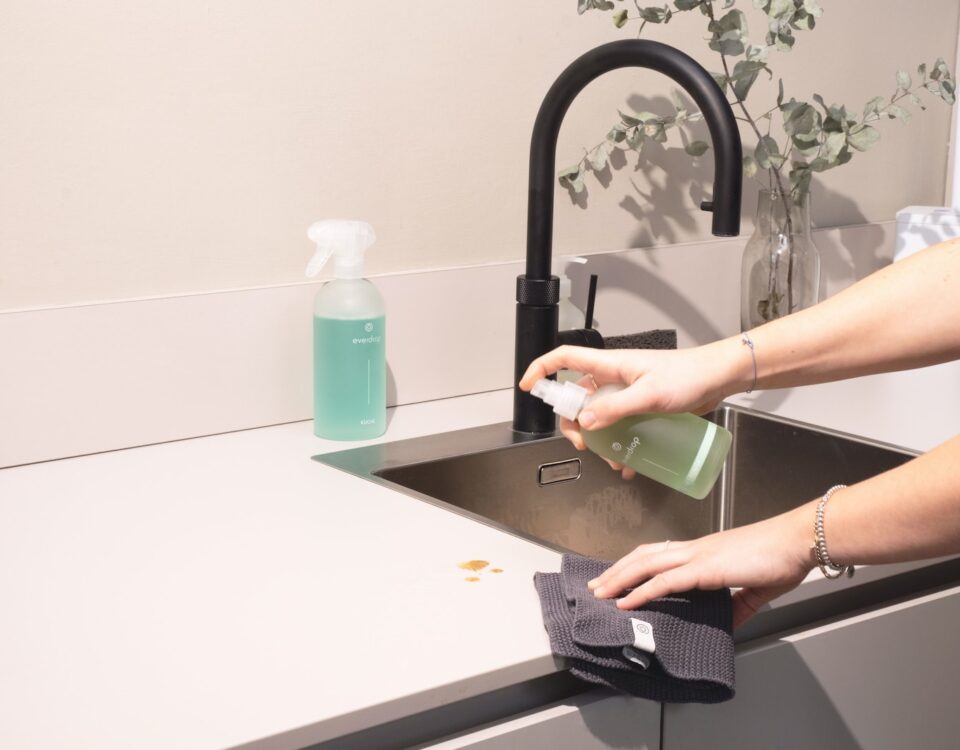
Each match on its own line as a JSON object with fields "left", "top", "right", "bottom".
{"left": 530, "top": 378, "right": 589, "bottom": 421}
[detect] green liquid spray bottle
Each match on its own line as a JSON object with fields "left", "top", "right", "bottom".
{"left": 306, "top": 220, "right": 386, "bottom": 440}
{"left": 531, "top": 379, "right": 732, "bottom": 499}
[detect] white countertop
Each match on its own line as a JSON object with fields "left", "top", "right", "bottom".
{"left": 2, "top": 362, "right": 958, "bottom": 749}
{"left": 0, "top": 390, "right": 562, "bottom": 750}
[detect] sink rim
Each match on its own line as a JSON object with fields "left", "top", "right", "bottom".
{"left": 314, "top": 402, "right": 918, "bottom": 555}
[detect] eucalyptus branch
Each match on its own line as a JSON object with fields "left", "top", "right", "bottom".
{"left": 568, "top": 0, "right": 956, "bottom": 209}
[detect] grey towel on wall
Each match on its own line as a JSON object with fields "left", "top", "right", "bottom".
{"left": 534, "top": 553, "right": 735, "bottom": 703}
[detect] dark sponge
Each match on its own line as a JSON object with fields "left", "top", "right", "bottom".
{"left": 603, "top": 329, "right": 677, "bottom": 351}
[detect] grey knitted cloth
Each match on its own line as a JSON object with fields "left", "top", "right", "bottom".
{"left": 534, "top": 553, "right": 735, "bottom": 703}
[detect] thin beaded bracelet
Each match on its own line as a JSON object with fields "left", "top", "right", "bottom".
{"left": 812, "top": 484, "right": 855, "bottom": 579}
{"left": 741, "top": 332, "right": 758, "bottom": 393}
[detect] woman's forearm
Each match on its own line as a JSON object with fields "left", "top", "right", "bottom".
{"left": 719, "top": 238, "right": 960, "bottom": 395}
{"left": 588, "top": 435, "right": 960, "bottom": 620}
{"left": 783, "top": 435, "right": 960, "bottom": 567}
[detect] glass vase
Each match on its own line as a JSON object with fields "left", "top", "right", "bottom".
{"left": 740, "top": 189, "right": 821, "bottom": 331}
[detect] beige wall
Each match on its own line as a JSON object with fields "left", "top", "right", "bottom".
{"left": 1, "top": 1, "right": 957, "bottom": 310}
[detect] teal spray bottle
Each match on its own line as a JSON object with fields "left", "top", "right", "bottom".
{"left": 306, "top": 220, "right": 386, "bottom": 440}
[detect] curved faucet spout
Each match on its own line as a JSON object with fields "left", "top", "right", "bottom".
{"left": 514, "top": 39, "right": 743, "bottom": 435}
{"left": 528, "top": 39, "right": 742, "bottom": 279}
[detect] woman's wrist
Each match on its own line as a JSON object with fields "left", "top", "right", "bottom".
{"left": 783, "top": 501, "right": 820, "bottom": 574}
{"left": 706, "top": 335, "right": 760, "bottom": 399}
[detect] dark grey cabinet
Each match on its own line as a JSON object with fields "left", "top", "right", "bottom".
{"left": 664, "top": 585, "right": 960, "bottom": 749}
{"left": 420, "top": 689, "right": 659, "bottom": 749}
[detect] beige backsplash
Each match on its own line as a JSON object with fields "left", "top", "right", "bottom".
{"left": 0, "top": 2, "right": 955, "bottom": 310}
{"left": 0, "top": 221, "right": 894, "bottom": 467}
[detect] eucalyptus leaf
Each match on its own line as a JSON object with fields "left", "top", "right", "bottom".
{"left": 942, "top": 80, "right": 957, "bottom": 105}
{"left": 821, "top": 130, "right": 847, "bottom": 162}
{"left": 711, "top": 72, "right": 729, "bottom": 93}
{"left": 885, "top": 104, "right": 911, "bottom": 122}
{"left": 791, "top": 11, "right": 815, "bottom": 32}
{"left": 790, "top": 165, "right": 812, "bottom": 197}
{"left": 607, "top": 126, "right": 627, "bottom": 143}
{"left": 708, "top": 9, "right": 748, "bottom": 56}
{"left": 767, "top": 28, "right": 795, "bottom": 51}
{"left": 685, "top": 140, "right": 709, "bottom": 156}
{"left": 846, "top": 124, "right": 880, "bottom": 151}
{"left": 627, "top": 127, "right": 644, "bottom": 149}
{"left": 743, "top": 154, "right": 759, "bottom": 178}
{"left": 777, "top": 78, "right": 784, "bottom": 106}
{"left": 746, "top": 44, "right": 768, "bottom": 62}
{"left": 638, "top": 5, "right": 672, "bottom": 23}
{"left": 896, "top": 70, "right": 911, "bottom": 91}
{"left": 791, "top": 136, "right": 820, "bottom": 161}
{"left": 755, "top": 135, "right": 782, "bottom": 169}
{"left": 802, "top": 0, "right": 823, "bottom": 17}
{"left": 862, "top": 96, "right": 885, "bottom": 120}
{"left": 674, "top": 0, "right": 701, "bottom": 10}
{"left": 619, "top": 110, "right": 642, "bottom": 126}
{"left": 644, "top": 121, "right": 668, "bottom": 142}
{"left": 918, "top": 63, "right": 928, "bottom": 80}
{"left": 767, "top": 0, "right": 793, "bottom": 18}
{"left": 731, "top": 60, "right": 769, "bottom": 101}
{"left": 588, "top": 142, "right": 612, "bottom": 171}
{"left": 784, "top": 103, "right": 821, "bottom": 143}
{"left": 559, "top": 165, "right": 585, "bottom": 193}
{"left": 612, "top": 9, "right": 629, "bottom": 27}
{"left": 578, "top": 0, "right": 615, "bottom": 14}
{"left": 670, "top": 89, "right": 686, "bottom": 112}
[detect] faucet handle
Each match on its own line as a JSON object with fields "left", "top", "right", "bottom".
{"left": 584, "top": 273, "right": 598, "bottom": 329}
{"left": 700, "top": 200, "right": 714, "bottom": 212}
{"left": 556, "top": 272, "right": 603, "bottom": 349}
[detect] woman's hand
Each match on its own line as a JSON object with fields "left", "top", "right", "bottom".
{"left": 587, "top": 508, "right": 815, "bottom": 627}
{"left": 518, "top": 339, "right": 749, "bottom": 461}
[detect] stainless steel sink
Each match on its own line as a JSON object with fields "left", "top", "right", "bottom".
{"left": 316, "top": 404, "right": 915, "bottom": 560}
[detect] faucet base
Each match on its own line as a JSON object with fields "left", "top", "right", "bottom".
{"left": 513, "top": 300, "right": 558, "bottom": 435}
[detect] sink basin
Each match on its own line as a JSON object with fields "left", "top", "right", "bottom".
{"left": 316, "top": 404, "right": 915, "bottom": 560}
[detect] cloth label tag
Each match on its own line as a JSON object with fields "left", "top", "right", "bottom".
{"left": 630, "top": 617, "right": 656, "bottom": 653}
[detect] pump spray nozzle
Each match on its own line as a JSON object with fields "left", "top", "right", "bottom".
{"left": 306, "top": 220, "right": 377, "bottom": 279}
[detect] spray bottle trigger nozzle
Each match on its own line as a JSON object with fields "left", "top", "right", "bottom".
{"left": 306, "top": 246, "right": 334, "bottom": 278}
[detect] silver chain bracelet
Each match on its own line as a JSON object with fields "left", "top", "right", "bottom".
{"left": 741, "top": 332, "right": 758, "bottom": 394}
{"left": 812, "top": 484, "right": 855, "bottom": 579}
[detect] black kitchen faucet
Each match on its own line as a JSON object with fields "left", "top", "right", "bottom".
{"left": 513, "top": 39, "right": 743, "bottom": 436}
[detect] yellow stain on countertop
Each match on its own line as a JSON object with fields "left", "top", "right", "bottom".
{"left": 458, "top": 560, "right": 489, "bottom": 572}
{"left": 458, "top": 559, "right": 505, "bottom": 582}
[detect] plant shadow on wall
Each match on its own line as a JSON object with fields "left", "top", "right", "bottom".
{"left": 567, "top": 0, "right": 956, "bottom": 330}
{"left": 563, "top": 92, "right": 715, "bottom": 250}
